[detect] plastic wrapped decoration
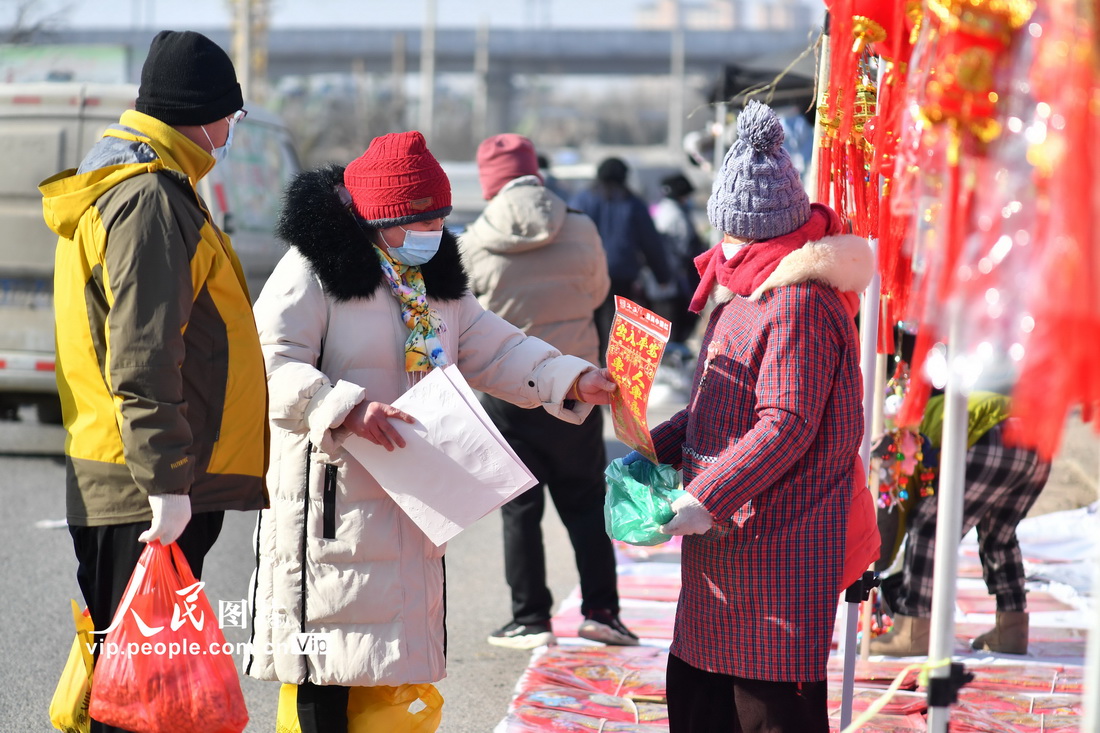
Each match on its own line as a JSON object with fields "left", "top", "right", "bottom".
{"left": 868, "top": 3, "right": 922, "bottom": 333}
{"left": 934, "top": 10, "right": 1044, "bottom": 405}
{"left": 920, "top": 0, "right": 1034, "bottom": 285}
{"left": 889, "top": 30, "right": 953, "bottom": 426}
{"left": 1005, "top": 0, "right": 1100, "bottom": 456}
{"left": 906, "top": 0, "right": 1100, "bottom": 457}
{"left": 891, "top": 0, "right": 1035, "bottom": 427}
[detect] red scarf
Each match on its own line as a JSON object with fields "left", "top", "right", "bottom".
{"left": 689, "top": 203, "right": 843, "bottom": 313}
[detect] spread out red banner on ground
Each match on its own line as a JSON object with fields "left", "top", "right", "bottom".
{"left": 606, "top": 296, "right": 671, "bottom": 465}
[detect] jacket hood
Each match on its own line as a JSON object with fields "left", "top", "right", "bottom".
{"left": 275, "top": 164, "right": 469, "bottom": 302}
{"left": 462, "top": 179, "right": 566, "bottom": 255}
{"left": 39, "top": 110, "right": 214, "bottom": 239}
{"left": 747, "top": 233, "right": 874, "bottom": 300}
{"left": 711, "top": 232, "right": 873, "bottom": 310}
{"left": 40, "top": 164, "right": 153, "bottom": 239}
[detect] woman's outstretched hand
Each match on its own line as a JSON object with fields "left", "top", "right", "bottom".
{"left": 574, "top": 368, "right": 618, "bottom": 405}
{"left": 344, "top": 400, "right": 416, "bottom": 451}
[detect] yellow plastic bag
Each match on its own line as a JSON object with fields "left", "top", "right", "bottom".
{"left": 277, "top": 681, "right": 443, "bottom": 733}
{"left": 48, "top": 600, "right": 94, "bottom": 733}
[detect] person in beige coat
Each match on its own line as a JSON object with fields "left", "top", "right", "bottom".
{"left": 245, "top": 131, "right": 616, "bottom": 733}
{"left": 461, "top": 134, "right": 638, "bottom": 650}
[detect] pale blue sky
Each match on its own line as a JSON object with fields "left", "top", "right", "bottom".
{"left": 12, "top": 0, "right": 659, "bottom": 30}
{"left": 7, "top": 0, "right": 823, "bottom": 31}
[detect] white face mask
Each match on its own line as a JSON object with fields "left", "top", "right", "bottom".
{"left": 201, "top": 110, "right": 244, "bottom": 165}
{"left": 388, "top": 226, "right": 444, "bottom": 266}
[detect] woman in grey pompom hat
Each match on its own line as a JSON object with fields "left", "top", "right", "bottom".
{"left": 706, "top": 100, "right": 812, "bottom": 241}
{"left": 639, "top": 99, "right": 879, "bottom": 732}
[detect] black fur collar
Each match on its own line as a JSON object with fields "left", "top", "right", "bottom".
{"left": 274, "top": 164, "right": 469, "bottom": 302}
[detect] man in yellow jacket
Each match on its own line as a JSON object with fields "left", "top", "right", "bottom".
{"left": 39, "top": 31, "right": 268, "bottom": 730}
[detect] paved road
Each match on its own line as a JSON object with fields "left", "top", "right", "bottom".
{"left": 2, "top": 389, "right": 1093, "bottom": 732}
{"left": 0, "top": 404, "right": 642, "bottom": 733}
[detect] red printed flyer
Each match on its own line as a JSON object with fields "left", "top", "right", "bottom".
{"left": 605, "top": 296, "right": 671, "bottom": 465}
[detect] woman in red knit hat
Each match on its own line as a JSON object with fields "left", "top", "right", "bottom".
{"left": 245, "top": 131, "right": 617, "bottom": 732}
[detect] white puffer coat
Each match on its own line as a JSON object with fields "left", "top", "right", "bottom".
{"left": 244, "top": 166, "right": 594, "bottom": 687}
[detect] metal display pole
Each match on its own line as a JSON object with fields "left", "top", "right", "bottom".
{"left": 861, "top": 351, "right": 888, "bottom": 661}
{"left": 472, "top": 18, "right": 490, "bottom": 143}
{"left": 924, "top": 306, "right": 971, "bottom": 732}
{"left": 1082, "top": 453, "right": 1100, "bottom": 732}
{"left": 668, "top": 0, "right": 685, "bottom": 161}
{"left": 859, "top": 53, "right": 890, "bottom": 663}
{"left": 805, "top": 13, "right": 829, "bottom": 198}
{"left": 235, "top": 0, "right": 253, "bottom": 102}
{"left": 839, "top": 237, "right": 881, "bottom": 729}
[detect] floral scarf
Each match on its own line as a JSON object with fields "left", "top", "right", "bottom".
{"left": 375, "top": 246, "right": 450, "bottom": 373}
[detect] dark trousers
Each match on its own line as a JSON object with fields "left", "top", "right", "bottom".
{"left": 666, "top": 653, "right": 828, "bottom": 733}
{"left": 69, "top": 511, "right": 225, "bottom": 733}
{"left": 894, "top": 423, "right": 1051, "bottom": 616}
{"left": 297, "top": 681, "right": 350, "bottom": 733}
{"left": 482, "top": 395, "right": 619, "bottom": 624}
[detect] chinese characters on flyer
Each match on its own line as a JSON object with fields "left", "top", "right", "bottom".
{"left": 606, "top": 296, "right": 671, "bottom": 465}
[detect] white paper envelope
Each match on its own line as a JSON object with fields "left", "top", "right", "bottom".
{"left": 342, "top": 364, "right": 538, "bottom": 545}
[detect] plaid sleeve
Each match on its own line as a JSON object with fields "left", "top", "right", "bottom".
{"left": 689, "top": 289, "right": 841, "bottom": 519}
{"left": 651, "top": 408, "right": 689, "bottom": 467}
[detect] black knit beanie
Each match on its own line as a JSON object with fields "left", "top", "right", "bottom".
{"left": 661, "top": 173, "right": 695, "bottom": 199}
{"left": 135, "top": 30, "right": 243, "bottom": 126}
{"left": 596, "top": 157, "right": 628, "bottom": 185}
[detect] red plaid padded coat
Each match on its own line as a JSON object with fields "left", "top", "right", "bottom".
{"left": 652, "top": 230, "right": 873, "bottom": 682}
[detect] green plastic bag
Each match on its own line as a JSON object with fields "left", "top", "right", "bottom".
{"left": 604, "top": 458, "right": 687, "bottom": 546}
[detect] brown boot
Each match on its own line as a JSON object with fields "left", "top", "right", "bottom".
{"left": 971, "top": 611, "right": 1029, "bottom": 654}
{"left": 868, "top": 614, "right": 931, "bottom": 657}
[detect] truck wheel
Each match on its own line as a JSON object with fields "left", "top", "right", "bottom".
{"left": 36, "top": 398, "right": 64, "bottom": 425}
{"left": 0, "top": 398, "right": 19, "bottom": 422}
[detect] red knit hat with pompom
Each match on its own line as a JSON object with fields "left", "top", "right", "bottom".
{"left": 344, "top": 131, "right": 452, "bottom": 227}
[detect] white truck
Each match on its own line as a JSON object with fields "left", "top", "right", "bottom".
{"left": 0, "top": 82, "right": 300, "bottom": 422}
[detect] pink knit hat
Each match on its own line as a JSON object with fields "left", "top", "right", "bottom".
{"left": 476, "top": 133, "right": 543, "bottom": 200}
{"left": 344, "top": 131, "right": 452, "bottom": 227}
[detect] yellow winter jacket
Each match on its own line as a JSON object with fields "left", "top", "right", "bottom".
{"left": 920, "top": 392, "right": 1012, "bottom": 450}
{"left": 40, "top": 110, "right": 268, "bottom": 526}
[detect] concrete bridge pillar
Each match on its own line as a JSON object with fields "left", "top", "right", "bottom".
{"left": 475, "top": 68, "right": 515, "bottom": 139}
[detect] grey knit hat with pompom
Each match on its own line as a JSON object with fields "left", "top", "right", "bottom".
{"left": 706, "top": 100, "right": 811, "bottom": 240}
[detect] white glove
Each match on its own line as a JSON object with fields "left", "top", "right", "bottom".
{"left": 660, "top": 493, "right": 714, "bottom": 536}
{"left": 138, "top": 493, "right": 192, "bottom": 545}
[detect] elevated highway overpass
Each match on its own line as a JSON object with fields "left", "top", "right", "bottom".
{"left": 43, "top": 26, "right": 819, "bottom": 80}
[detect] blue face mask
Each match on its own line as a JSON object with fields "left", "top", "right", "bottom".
{"left": 388, "top": 227, "right": 443, "bottom": 266}
{"left": 201, "top": 110, "right": 244, "bottom": 166}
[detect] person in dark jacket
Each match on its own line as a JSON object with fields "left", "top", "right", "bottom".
{"left": 569, "top": 157, "right": 671, "bottom": 361}
{"left": 651, "top": 172, "right": 706, "bottom": 345}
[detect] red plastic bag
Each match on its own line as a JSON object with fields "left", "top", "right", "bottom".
{"left": 89, "top": 542, "right": 248, "bottom": 733}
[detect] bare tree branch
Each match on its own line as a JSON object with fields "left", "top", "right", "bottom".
{"left": 2, "top": 0, "right": 73, "bottom": 44}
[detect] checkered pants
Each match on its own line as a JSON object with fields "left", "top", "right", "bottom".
{"left": 894, "top": 423, "right": 1051, "bottom": 616}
